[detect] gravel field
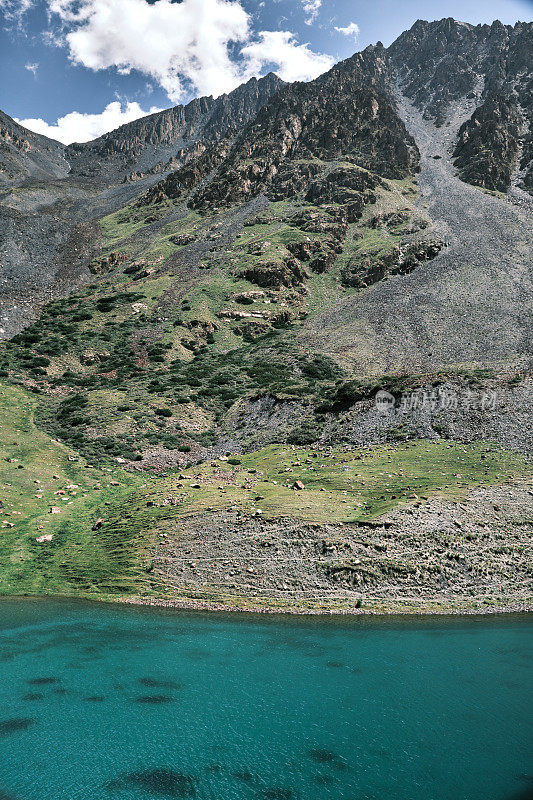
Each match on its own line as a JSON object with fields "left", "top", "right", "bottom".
{"left": 304, "top": 90, "right": 533, "bottom": 375}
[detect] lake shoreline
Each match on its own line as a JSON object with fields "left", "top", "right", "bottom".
{"left": 1, "top": 593, "right": 530, "bottom": 617}
{"left": 120, "top": 595, "right": 533, "bottom": 616}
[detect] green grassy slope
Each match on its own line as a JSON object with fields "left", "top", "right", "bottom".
{"left": 1, "top": 381, "right": 529, "bottom": 601}
{"left": 0, "top": 383, "right": 148, "bottom": 597}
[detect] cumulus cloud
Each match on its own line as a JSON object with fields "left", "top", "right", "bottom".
{"left": 241, "top": 31, "right": 334, "bottom": 83}
{"left": 6, "top": 0, "right": 336, "bottom": 141}
{"left": 25, "top": 62, "right": 39, "bottom": 76}
{"left": 16, "top": 100, "right": 162, "bottom": 144}
{"left": 302, "top": 0, "right": 321, "bottom": 25}
{"left": 48, "top": 0, "right": 252, "bottom": 102}
{"left": 45, "top": 0, "right": 333, "bottom": 101}
{"left": 334, "top": 21, "right": 360, "bottom": 39}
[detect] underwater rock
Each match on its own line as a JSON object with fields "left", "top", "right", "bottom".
{"left": 0, "top": 718, "right": 34, "bottom": 736}
{"left": 106, "top": 769, "right": 196, "bottom": 797}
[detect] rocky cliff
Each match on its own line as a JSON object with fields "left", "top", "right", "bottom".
{"left": 65, "top": 73, "right": 284, "bottom": 185}
{"left": 389, "top": 18, "right": 533, "bottom": 193}
{"left": 142, "top": 43, "right": 418, "bottom": 211}
{"left": 0, "top": 110, "right": 69, "bottom": 186}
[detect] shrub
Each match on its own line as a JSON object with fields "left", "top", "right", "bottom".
{"left": 68, "top": 416, "right": 89, "bottom": 427}
{"left": 287, "top": 421, "right": 321, "bottom": 445}
{"left": 71, "top": 311, "right": 92, "bottom": 321}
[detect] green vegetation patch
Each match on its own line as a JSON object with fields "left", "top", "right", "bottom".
{"left": 0, "top": 383, "right": 528, "bottom": 601}
{"left": 134, "top": 439, "right": 528, "bottom": 527}
{"left": 0, "top": 382, "right": 149, "bottom": 597}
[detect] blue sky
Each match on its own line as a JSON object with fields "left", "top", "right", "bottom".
{"left": 1, "top": 0, "right": 532, "bottom": 143}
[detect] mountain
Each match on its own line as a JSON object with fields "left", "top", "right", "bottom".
{"left": 0, "top": 109, "right": 69, "bottom": 186}
{"left": 389, "top": 18, "right": 533, "bottom": 192}
{"left": 65, "top": 73, "right": 284, "bottom": 185}
{"left": 0, "top": 73, "right": 284, "bottom": 337}
{"left": 0, "top": 19, "right": 531, "bottom": 613}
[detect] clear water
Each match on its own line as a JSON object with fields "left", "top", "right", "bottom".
{"left": 0, "top": 599, "right": 531, "bottom": 800}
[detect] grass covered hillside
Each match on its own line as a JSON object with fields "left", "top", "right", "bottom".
{"left": 0, "top": 21, "right": 531, "bottom": 611}
{"left": 0, "top": 137, "right": 530, "bottom": 611}
{"left": 0, "top": 168, "right": 478, "bottom": 465}
{"left": 0, "top": 380, "right": 530, "bottom": 610}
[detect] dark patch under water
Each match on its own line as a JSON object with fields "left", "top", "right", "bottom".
{"left": 138, "top": 677, "right": 181, "bottom": 690}
{"left": 84, "top": 696, "right": 105, "bottom": 702}
{"left": 313, "top": 774, "right": 335, "bottom": 785}
{"left": 106, "top": 769, "right": 196, "bottom": 797}
{"left": 27, "top": 677, "right": 61, "bottom": 686}
{"left": 22, "top": 693, "right": 44, "bottom": 701}
{"left": 307, "top": 748, "right": 338, "bottom": 764}
{"left": 260, "top": 789, "right": 296, "bottom": 800}
{"left": 307, "top": 748, "right": 347, "bottom": 770}
{"left": 0, "top": 719, "right": 34, "bottom": 737}
{"left": 232, "top": 769, "right": 255, "bottom": 784}
{"left": 135, "top": 695, "right": 174, "bottom": 704}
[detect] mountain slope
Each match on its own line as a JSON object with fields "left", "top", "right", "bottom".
{"left": 65, "top": 73, "right": 284, "bottom": 185}
{"left": 0, "top": 74, "right": 284, "bottom": 337}
{"left": 142, "top": 43, "right": 418, "bottom": 212}
{"left": 0, "top": 110, "right": 69, "bottom": 186}
{"left": 0, "top": 18, "right": 531, "bottom": 611}
{"left": 303, "top": 83, "right": 532, "bottom": 374}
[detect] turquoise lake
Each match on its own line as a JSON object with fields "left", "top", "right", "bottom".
{"left": 0, "top": 599, "right": 531, "bottom": 800}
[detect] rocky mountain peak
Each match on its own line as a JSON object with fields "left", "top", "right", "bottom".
{"left": 0, "top": 109, "right": 69, "bottom": 186}
{"left": 386, "top": 17, "right": 532, "bottom": 192}
{"left": 388, "top": 18, "right": 531, "bottom": 119}
{"left": 64, "top": 72, "right": 285, "bottom": 184}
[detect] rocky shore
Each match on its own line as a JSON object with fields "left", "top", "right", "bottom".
{"left": 121, "top": 596, "right": 532, "bottom": 616}
{"left": 122, "top": 481, "right": 532, "bottom": 616}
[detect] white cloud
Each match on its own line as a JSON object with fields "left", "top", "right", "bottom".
{"left": 25, "top": 62, "right": 39, "bottom": 76}
{"left": 6, "top": 0, "right": 336, "bottom": 131}
{"left": 302, "top": 0, "right": 321, "bottom": 25}
{"left": 16, "top": 100, "right": 162, "bottom": 144}
{"left": 334, "top": 21, "right": 360, "bottom": 39}
{"left": 45, "top": 0, "right": 333, "bottom": 101}
{"left": 241, "top": 31, "right": 334, "bottom": 83}
{"left": 48, "top": 0, "right": 252, "bottom": 102}
{"left": 0, "top": 0, "right": 33, "bottom": 21}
